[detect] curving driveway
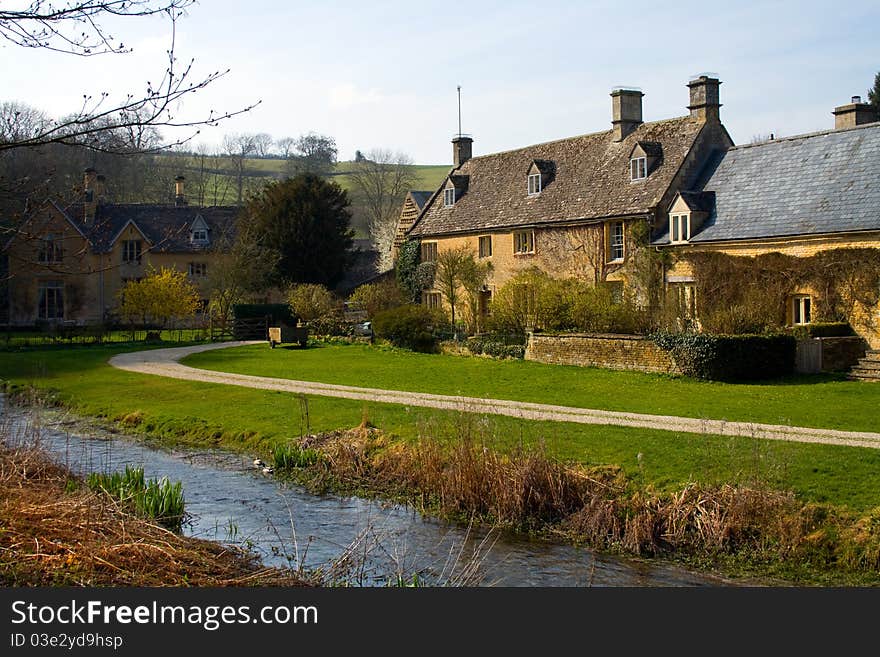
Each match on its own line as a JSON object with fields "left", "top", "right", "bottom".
{"left": 109, "top": 341, "right": 880, "bottom": 450}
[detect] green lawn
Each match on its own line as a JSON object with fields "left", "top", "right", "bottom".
{"left": 184, "top": 343, "right": 880, "bottom": 433}
{"left": 2, "top": 344, "right": 880, "bottom": 512}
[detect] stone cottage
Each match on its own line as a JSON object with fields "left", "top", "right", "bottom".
{"left": 404, "top": 75, "right": 733, "bottom": 317}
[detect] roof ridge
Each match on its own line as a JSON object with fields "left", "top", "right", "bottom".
{"left": 732, "top": 120, "right": 880, "bottom": 151}
{"left": 463, "top": 115, "right": 699, "bottom": 162}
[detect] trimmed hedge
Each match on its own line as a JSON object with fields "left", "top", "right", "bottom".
{"left": 789, "top": 322, "right": 856, "bottom": 339}
{"left": 372, "top": 305, "right": 439, "bottom": 353}
{"left": 652, "top": 333, "right": 796, "bottom": 381}
{"left": 466, "top": 337, "right": 525, "bottom": 360}
{"left": 233, "top": 304, "right": 296, "bottom": 325}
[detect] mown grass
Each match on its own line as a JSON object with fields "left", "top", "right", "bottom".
{"left": 2, "top": 344, "right": 880, "bottom": 514}
{"left": 184, "top": 342, "right": 880, "bottom": 433}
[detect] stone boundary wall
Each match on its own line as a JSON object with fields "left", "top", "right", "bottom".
{"left": 525, "top": 333, "right": 680, "bottom": 374}
{"left": 794, "top": 336, "right": 868, "bottom": 373}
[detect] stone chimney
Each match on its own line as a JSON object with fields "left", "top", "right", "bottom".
{"left": 832, "top": 96, "right": 877, "bottom": 129}
{"left": 687, "top": 75, "right": 722, "bottom": 122}
{"left": 95, "top": 174, "right": 106, "bottom": 203}
{"left": 83, "top": 168, "right": 98, "bottom": 221}
{"left": 611, "top": 88, "right": 644, "bottom": 141}
{"left": 452, "top": 135, "right": 473, "bottom": 168}
{"left": 174, "top": 175, "right": 187, "bottom": 206}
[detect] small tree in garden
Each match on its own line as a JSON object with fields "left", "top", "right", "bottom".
{"left": 435, "top": 245, "right": 488, "bottom": 335}
{"left": 119, "top": 266, "right": 200, "bottom": 331}
{"left": 287, "top": 283, "right": 339, "bottom": 323}
{"left": 348, "top": 279, "right": 404, "bottom": 318}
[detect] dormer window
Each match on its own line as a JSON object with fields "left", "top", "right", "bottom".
{"left": 190, "top": 215, "right": 210, "bottom": 245}
{"left": 443, "top": 187, "right": 456, "bottom": 207}
{"left": 528, "top": 173, "right": 542, "bottom": 196}
{"left": 630, "top": 156, "right": 647, "bottom": 181}
{"left": 670, "top": 214, "right": 691, "bottom": 243}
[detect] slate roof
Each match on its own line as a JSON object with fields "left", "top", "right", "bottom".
{"left": 60, "top": 203, "right": 239, "bottom": 253}
{"left": 409, "top": 116, "right": 706, "bottom": 237}
{"left": 409, "top": 191, "right": 433, "bottom": 210}
{"left": 654, "top": 122, "right": 880, "bottom": 244}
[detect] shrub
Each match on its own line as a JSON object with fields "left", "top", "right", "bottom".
{"left": 788, "top": 322, "right": 856, "bottom": 339}
{"left": 372, "top": 304, "right": 442, "bottom": 352}
{"left": 652, "top": 332, "right": 796, "bottom": 381}
{"left": 287, "top": 284, "right": 339, "bottom": 323}
{"left": 348, "top": 279, "right": 404, "bottom": 318}
{"left": 466, "top": 337, "right": 525, "bottom": 359}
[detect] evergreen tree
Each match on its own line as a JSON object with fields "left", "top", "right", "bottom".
{"left": 868, "top": 71, "right": 880, "bottom": 118}
{"left": 238, "top": 174, "right": 354, "bottom": 288}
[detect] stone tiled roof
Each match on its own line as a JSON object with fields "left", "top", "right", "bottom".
{"left": 409, "top": 116, "right": 706, "bottom": 237}
{"left": 61, "top": 203, "right": 239, "bottom": 253}
{"left": 655, "top": 122, "right": 880, "bottom": 244}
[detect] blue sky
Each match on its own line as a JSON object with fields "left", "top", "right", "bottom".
{"left": 3, "top": 0, "right": 878, "bottom": 163}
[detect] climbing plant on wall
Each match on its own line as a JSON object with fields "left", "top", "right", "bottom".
{"left": 684, "top": 248, "right": 880, "bottom": 334}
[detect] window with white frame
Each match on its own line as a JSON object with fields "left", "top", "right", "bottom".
{"left": 478, "top": 235, "right": 492, "bottom": 258}
{"left": 37, "top": 280, "right": 64, "bottom": 320}
{"left": 792, "top": 295, "right": 812, "bottom": 325}
{"left": 189, "top": 262, "right": 207, "bottom": 277}
{"left": 513, "top": 230, "right": 535, "bottom": 255}
{"left": 191, "top": 228, "right": 208, "bottom": 243}
{"left": 421, "top": 241, "right": 438, "bottom": 263}
{"left": 607, "top": 221, "right": 625, "bottom": 262}
{"left": 670, "top": 214, "right": 691, "bottom": 243}
{"left": 443, "top": 187, "right": 456, "bottom": 207}
{"left": 122, "top": 240, "right": 142, "bottom": 264}
{"left": 527, "top": 173, "right": 542, "bottom": 196}
{"left": 630, "top": 157, "right": 647, "bottom": 181}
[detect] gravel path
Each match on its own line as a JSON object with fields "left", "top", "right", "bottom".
{"left": 109, "top": 341, "right": 880, "bottom": 450}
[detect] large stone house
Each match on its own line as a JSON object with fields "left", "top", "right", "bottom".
{"left": 404, "top": 75, "right": 732, "bottom": 316}
{"left": 655, "top": 97, "right": 880, "bottom": 348}
{"left": 2, "top": 170, "right": 238, "bottom": 326}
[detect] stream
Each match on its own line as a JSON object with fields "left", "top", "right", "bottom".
{"left": 2, "top": 400, "right": 731, "bottom": 587}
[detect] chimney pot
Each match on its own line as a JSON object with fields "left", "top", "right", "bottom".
{"left": 852, "top": 95, "right": 862, "bottom": 103}
{"left": 610, "top": 87, "right": 644, "bottom": 142}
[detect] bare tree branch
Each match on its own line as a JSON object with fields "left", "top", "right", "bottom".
{"left": 0, "top": 2, "right": 261, "bottom": 154}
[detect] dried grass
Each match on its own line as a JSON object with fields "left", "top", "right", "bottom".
{"left": 0, "top": 445, "right": 312, "bottom": 587}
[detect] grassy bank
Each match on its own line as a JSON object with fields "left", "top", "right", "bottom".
{"left": 184, "top": 342, "right": 880, "bottom": 433}
{"left": 269, "top": 425, "right": 880, "bottom": 585}
{"left": 0, "top": 444, "right": 310, "bottom": 586}
{"left": 2, "top": 344, "right": 880, "bottom": 515}
{"left": 3, "top": 343, "right": 880, "bottom": 583}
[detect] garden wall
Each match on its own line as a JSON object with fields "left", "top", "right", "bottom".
{"left": 525, "top": 333, "right": 680, "bottom": 374}
{"left": 795, "top": 337, "right": 867, "bottom": 373}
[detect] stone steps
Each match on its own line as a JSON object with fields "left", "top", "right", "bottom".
{"left": 848, "top": 351, "right": 880, "bottom": 381}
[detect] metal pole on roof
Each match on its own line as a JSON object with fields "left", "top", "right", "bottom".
{"left": 457, "top": 85, "right": 462, "bottom": 138}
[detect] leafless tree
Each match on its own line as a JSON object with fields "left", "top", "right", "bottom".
{"left": 222, "top": 133, "right": 259, "bottom": 205}
{"left": 347, "top": 149, "right": 417, "bottom": 272}
{"left": 253, "top": 133, "right": 274, "bottom": 158}
{"left": 284, "top": 132, "right": 337, "bottom": 177}
{"left": 0, "top": 1, "right": 260, "bottom": 154}
{"left": 275, "top": 136, "right": 296, "bottom": 159}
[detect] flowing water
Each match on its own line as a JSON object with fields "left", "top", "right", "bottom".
{"left": 3, "top": 401, "right": 730, "bottom": 587}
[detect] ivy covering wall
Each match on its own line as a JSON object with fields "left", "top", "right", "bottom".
{"left": 684, "top": 249, "right": 880, "bottom": 334}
